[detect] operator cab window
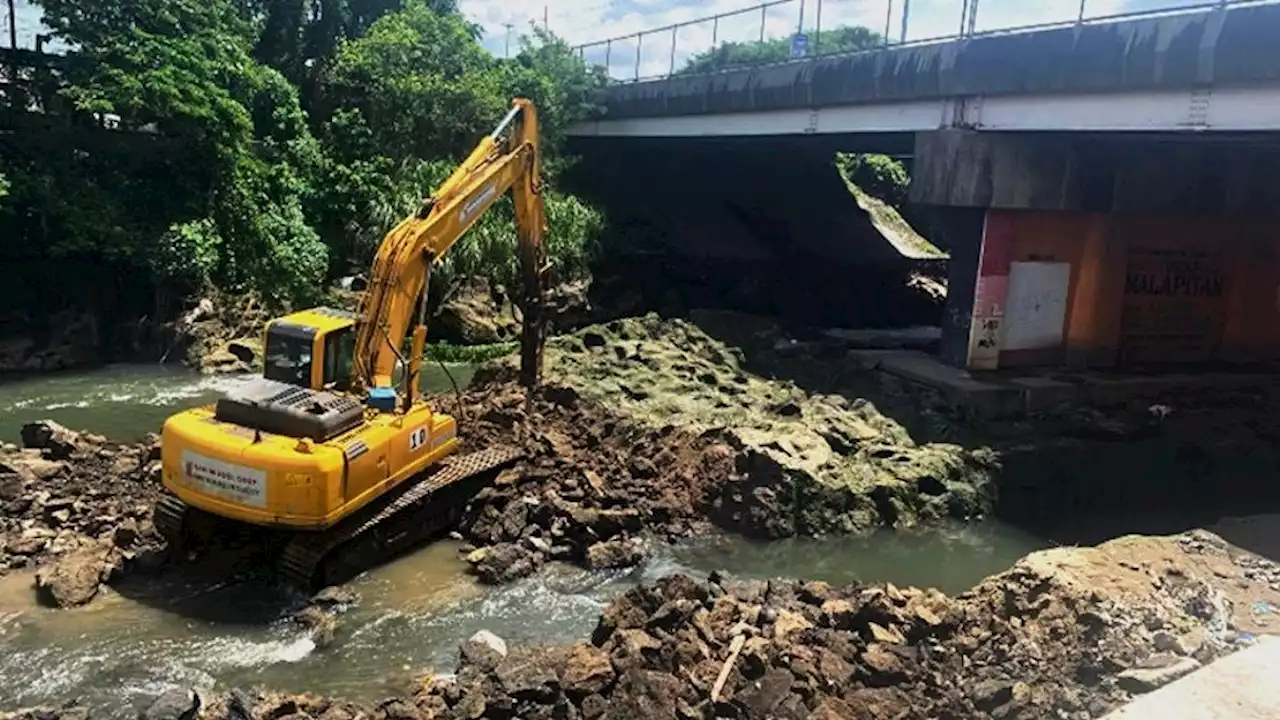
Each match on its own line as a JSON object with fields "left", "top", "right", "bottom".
{"left": 323, "top": 327, "right": 356, "bottom": 392}
{"left": 264, "top": 326, "right": 315, "bottom": 388}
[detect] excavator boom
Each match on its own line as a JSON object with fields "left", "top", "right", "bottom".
{"left": 355, "top": 98, "right": 547, "bottom": 404}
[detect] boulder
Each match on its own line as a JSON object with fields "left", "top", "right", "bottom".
{"left": 494, "top": 654, "right": 559, "bottom": 702}
{"left": 459, "top": 630, "right": 509, "bottom": 672}
{"left": 608, "top": 669, "right": 681, "bottom": 720}
{"left": 434, "top": 277, "right": 521, "bottom": 345}
{"left": 561, "top": 643, "right": 615, "bottom": 697}
{"left": 466, "top": 543, "right": 543, "bottom": 584}
{"left": 585, "top": 540, "right": 643, "bottom": 571}
{"left": 294, "top": 606, "right": 339, "bottom": 649}
{"left": 34, "top": 546, "right": 114, "bottom": 608}
{"left": 142, "top": 688, "right": 200, "bottom": 720}
{"left": 20, "top": 421, "right": 83, "bottom": 460}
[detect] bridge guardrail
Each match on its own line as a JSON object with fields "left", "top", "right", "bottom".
{"left": 572, "top": 0, "right": 1273, "bottom": 84}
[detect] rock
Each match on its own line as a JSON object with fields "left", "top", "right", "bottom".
{"left": 142, "top": 688, "right": 200, "bottom": 720}
{"left": 34, "top": 547, "right": 113, "bottom": 608}
{"left": 609, "top": 669, "right": 681, "bottom": 720}
{"left": 1152, "top": 630, "right": 1191, "bottom": 656}
{"left": 459, "top": 630, "right": 508, "bottom": 672}
{"left": 561, "top": 643, "right": 615, "bottom": 697}
{"left": 737, "top": 668, "right": 796, "bottom": 716}
{"left": 867, "top": 622, "right": 906, "bottom": 645}
{"left": 972, "top": 680, "right": 1016, "bottom": 712}
{"left": 113, "top": 519, "right": 141, "bottom": 549}
{"left": 467, "top": 543, "right": 543, "bottom": 584}
{"left": 20, "top": 421, "right": 82, "bottom": 459}
{"left": 860, "top": 643, "right": 908, "bottom": 686}
{"left": 434, "top": 277, "right": 520, "bottom": 344}
{"left": 294, "top": 606, "right": 338, "bottom": 648}
{"left": 495, "top": 654, "right": 560, "bottom": 701}
{"left": 0, "top": 472, "right": 24, "bottom": 503}
{"left": 585, "top": 540, "right": 643, "bottom": 571}
{"left": 1116, "top": 655, "right": 1202, "bottom": 693}
{"left": 771, "top": 609, "right": 813, "bottom": 639}
{"left": 226, "top": 339, "right": 260, "bottom": 365}
{"left": 311, "top": 586, "right": 360, "bottom": 609}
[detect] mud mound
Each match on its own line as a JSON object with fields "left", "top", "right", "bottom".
{"left": 466, "top": 315, "right": 995, "bottom": 544}
{"left": 440, "top": 382, "right": 732, "bottom": 584}
{"left": 0, "top": 420, "right": 165, "bottom": 605}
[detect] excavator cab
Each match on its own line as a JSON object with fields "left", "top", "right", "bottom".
{"left": 261, "top": 308, "right": 358, "bottom": 392}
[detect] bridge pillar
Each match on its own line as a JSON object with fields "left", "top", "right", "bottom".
{"left": 915, "top": 130, "right": 1280, "bottom": 371}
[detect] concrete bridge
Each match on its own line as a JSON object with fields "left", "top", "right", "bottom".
{"left": 567, "top": 2, "right": 1280, "bottom": 374}
{"left": 570, "top": 2, "right": 1280, "bottom": 139}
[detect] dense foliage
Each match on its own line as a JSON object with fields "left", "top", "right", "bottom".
{"left": 680, "top": 25, "right": 884, "bottom": 74}
{"left": 2, "top": 0, "right": 605, "bottom": 329}
{"left": 836, "top": 152, "right": 910, "bottom": 207}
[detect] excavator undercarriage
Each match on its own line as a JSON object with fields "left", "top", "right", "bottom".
{"left": 154, "top": 445, "right": 522, "bottom": 589}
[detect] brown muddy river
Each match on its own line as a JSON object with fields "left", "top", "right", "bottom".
{"left": 3, "top": 363, "right": 1258, "bottom": 717}
{"left": 0, "top": 523, "right": 1047, "bottom": 715}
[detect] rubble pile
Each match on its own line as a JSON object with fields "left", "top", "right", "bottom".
{"left": 446, "top": 316, "right": 997, "bottom": 583}
{"left": 443, "top": 381, "right": 733, "bottom": 584}
{"left": 156, "top": 532, "right": 1274, "bottom": 720}
{"left": 0, "top": 420, "right": 165, "bottom": 607}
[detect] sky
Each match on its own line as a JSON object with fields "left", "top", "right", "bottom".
{"left": 6, "top": 0, "right": 1213, "bottom": 80}
{"left": 462, "top": 0, "right": 1202, "bottom": 78}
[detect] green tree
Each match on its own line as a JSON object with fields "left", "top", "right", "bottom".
{"left": 680, "top": 25, "right": 885, "bottom": 74}
{"left": 313, "top": 5, "right": 606, "bottom": 278}
{"left": 836, "top": 152, "right": 909, "bottom": 207}
{"left": 322, "top": 2, "right": 500, "bottom": 162}
{"left": 34, "top": 0, "right": 328, "bottom": 304}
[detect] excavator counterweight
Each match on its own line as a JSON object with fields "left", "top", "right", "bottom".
{"left": 154, "top": 99, "right": 548, "bottom": 588}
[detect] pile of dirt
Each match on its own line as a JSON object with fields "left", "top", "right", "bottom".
{"left": 0, "top": 420, "right": 165, "bottom": 607}
{"left": 447, "top": 315, "right": 994, "bottom": 584}
{"left": 441, "top": 380, "right": 729, "bottom": 584}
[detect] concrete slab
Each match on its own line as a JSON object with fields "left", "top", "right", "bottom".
{"left": 1103, "top": 637, "right": 1280, "bottom": 720}
{"left": 853, "top": 349, "right": 1278, "bottom": 419}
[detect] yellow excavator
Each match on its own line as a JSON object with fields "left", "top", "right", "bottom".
{"left": 155, "top": 99, "right": 548, "bottom": 588}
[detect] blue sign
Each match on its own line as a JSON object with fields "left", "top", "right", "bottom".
{"left": 789, "top": 33, "right": 808, "bottom": 58}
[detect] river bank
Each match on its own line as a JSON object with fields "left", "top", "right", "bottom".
{"left": 3, "top": 314, "right": 1280, "bottom": 717}
{"left": 3, "top": 529, "right": 1276, "bottom": 720}
{"left": 7, "top": 315, "right": 1280, "bottom": 602}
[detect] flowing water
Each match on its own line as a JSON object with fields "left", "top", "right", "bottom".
{"left": 0, "top": 364, "right": 1053, "bottom": 715}
{"left": 0, "top": 363, "right": 478, "bottom": 443}
{"left": 0, "top": 525, "right": 1049, "bottom": 716}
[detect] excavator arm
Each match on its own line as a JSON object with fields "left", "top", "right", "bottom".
{"left": 353, "top": 98, "right": 548, "bottom": 408}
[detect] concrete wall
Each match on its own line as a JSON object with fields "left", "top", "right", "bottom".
{"left": 911, "top": 130, "right": 1280, "bottom": 214}
{"left": 596, "top": 3, "right": 1280, "bottom": 120}
{"left": 960, "top": 209, "right": 1280, "bottom": 370}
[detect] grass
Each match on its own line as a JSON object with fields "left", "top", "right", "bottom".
{"left": 424, "top": 340, "right": 517, "bottom": 364}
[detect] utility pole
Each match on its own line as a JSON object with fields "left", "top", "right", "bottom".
{"left": 7, "top": 0, "right": 17, "bottom": 51}
{"left": 543, "top": 6, "right": 549, "bottom": 33}
{"left": 504, "top": 22, "right": 514, "bottom": 58}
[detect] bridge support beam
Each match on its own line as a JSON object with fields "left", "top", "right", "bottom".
{"left": 917, "top": 130, "right": 1280, "bottom": 371}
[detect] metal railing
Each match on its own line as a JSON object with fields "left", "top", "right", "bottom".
{"left": 573, "top": 0, "right": 1267, "bottom": 83}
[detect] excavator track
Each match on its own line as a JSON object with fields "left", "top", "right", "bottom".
{"left": 153, "top": 492, "right": 190, "bottom": 556}
{"left": 277, "top": 445, "right": 523, "bottom": 589}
